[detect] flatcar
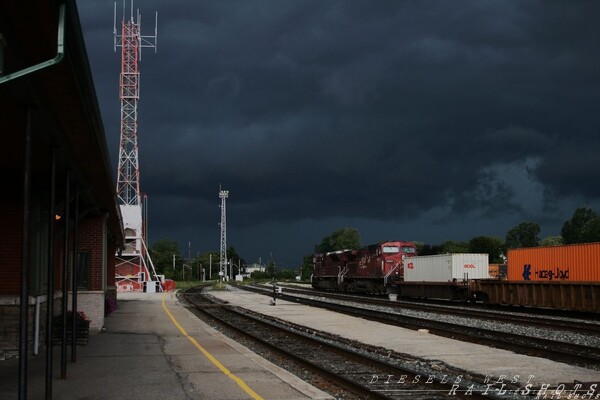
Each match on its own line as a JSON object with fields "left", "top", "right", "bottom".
{"left": 312, "top": 241, "right": 417, "bottom": 293}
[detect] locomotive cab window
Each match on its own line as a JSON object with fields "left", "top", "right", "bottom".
{"left": 402, "top": 246, "right": 417, "bottom": 254}
{"left": 382, "top": 246, "right": 400, "bottom": 254}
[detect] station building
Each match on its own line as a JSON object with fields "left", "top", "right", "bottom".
{"left": 0, "top": 0, "right": 124, "bottom": 361}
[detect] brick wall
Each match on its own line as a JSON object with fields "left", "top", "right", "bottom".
{"left": 106, "top": 241, "right": 118, "bottom": 309}
{"left": 0, "top": 302, "right": 24, "bottom": 360}
{"left": 0, "top": 295, "right": 58, "bottom": 360}
{"left": 0, "top": 196, "right": 23, "bottom": 295}
{"left": 70, "top": 291, "right": 105, "bottom": 332}
{"left": 0, "top": 290, "right": 109, "bottom": 360}
{"left": 107, "top": 242, "right": 116, "bottom": 287}
{"left": 77, "top": 215, "right": 105, "bottom": 291}
{"left": 1, "top": 212, "right": 114, "bottom": 356}
{"left": 70, "top": 215, "right": 108, "bottom": 332}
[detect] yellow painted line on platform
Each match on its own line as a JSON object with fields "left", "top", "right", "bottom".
{"left": 162, "top": 293, "right": 265, "bottom": 400}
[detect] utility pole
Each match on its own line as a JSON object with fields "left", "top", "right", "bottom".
{"left": 196, "top": 251, "right": 201, "bottom": 281}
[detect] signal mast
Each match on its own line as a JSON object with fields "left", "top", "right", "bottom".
{"left": 113, "top": 1, "right": 160, "bottom": 292}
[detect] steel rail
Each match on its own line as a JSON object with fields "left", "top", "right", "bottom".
{"left": 279, "top": 285, "right": 600, "bottom": 336}
{"left": 183, "top": 288, "right": 505, "bottom": 400}
{"left": 241, "top": 284, "right": 600, "bottom": 368}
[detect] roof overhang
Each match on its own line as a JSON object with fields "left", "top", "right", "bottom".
{"left": 0, "top": 0, "right": 124, "bottom": 247}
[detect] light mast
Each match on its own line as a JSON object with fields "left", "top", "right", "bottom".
{"left": 219, "top": 187, "right": 229, "bottom": 281}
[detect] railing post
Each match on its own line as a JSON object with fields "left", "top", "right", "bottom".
{"left": 19, "top": 107, "right": 33, "bottom": 400}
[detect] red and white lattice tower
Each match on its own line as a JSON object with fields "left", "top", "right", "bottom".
{"left": 113, "top": 2, "right": 161, "bottom": 292}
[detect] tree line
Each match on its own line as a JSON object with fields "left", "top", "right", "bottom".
{"left": 148, "top": 238, "right": 246, "bottom": 281}
{"left": 148, "top": 239, "right": 298, "bottom": 281}
{"left": 150, "top": 206, "right": 600, "bottom": 281}
{"left": 298, "top": 206, "right": 600, "bottom": 278}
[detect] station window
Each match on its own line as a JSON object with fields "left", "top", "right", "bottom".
{"left": 76, "top": 252, "right": 90, "bottom": 289}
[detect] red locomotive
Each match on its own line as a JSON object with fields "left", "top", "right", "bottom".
{"left": 312, "top": 241, "right": 417, "bottom": 293}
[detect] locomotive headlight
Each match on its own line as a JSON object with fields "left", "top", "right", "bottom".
{"left": 402, "top": 254, "right": 406, "bottom": 260}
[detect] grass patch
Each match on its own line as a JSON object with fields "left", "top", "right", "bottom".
{"left": 173, "top": 280, "right": 205, "bottom": 291}
{"left": 173, "top": 280, "right": 230, "bottom": 292}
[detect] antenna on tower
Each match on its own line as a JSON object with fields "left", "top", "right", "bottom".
{"left": 114, "top": 2, "right": 157, "bottom": 58}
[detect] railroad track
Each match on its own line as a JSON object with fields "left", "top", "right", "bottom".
{"left": 240, "top": 284, "right": 600, "bottom": 369}
{"left": 182, "top": 287, "right": 515, "bottom": 400}
{"left": 275, "top": 285, "right": 600, "bottom": 336}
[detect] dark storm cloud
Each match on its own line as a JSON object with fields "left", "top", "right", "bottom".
{"left": 537, "top": 132, "right": 600, "bottom": 198}
{"left": 78, "top": 1, "right": 600, "bottom": 262}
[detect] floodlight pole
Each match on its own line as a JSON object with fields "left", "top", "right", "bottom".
{"left": 219, "top": 187, "right": 229, "bottom": 283}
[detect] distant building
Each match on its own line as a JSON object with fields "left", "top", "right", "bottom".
{"left": 244, "top": 263, "right": 265, "bottom": 276}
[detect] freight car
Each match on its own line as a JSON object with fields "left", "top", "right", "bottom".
{"left": 399, "top": 253, "right": 491, "bottom": 301}
{"left": 311, "top": 241, "right": 417, "bottom": 293}
{"left": 477, "top": 242, "right": 600, "bottom": 312}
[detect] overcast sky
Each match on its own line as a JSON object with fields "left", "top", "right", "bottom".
{"left": 78, "top": 1, "right": 600, "bottom": 267}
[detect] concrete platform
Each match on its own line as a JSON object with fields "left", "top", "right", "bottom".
{"left": 0, "top": 291, "right": 332, "bottom": 400}
{"left": 209, "top": 286, "right": 600, "bottom": 388}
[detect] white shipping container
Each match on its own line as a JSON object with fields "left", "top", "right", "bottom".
{"left": 404, "top": 254, "right": 489, "bottom": 282}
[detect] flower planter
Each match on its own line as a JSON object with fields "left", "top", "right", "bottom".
{"left": 53, "top": 311, "right": 90, "bottom": 346}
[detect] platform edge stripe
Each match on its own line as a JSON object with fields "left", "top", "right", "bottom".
{"left": 161, "top": 293, "right": 265, "bottom": 400}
